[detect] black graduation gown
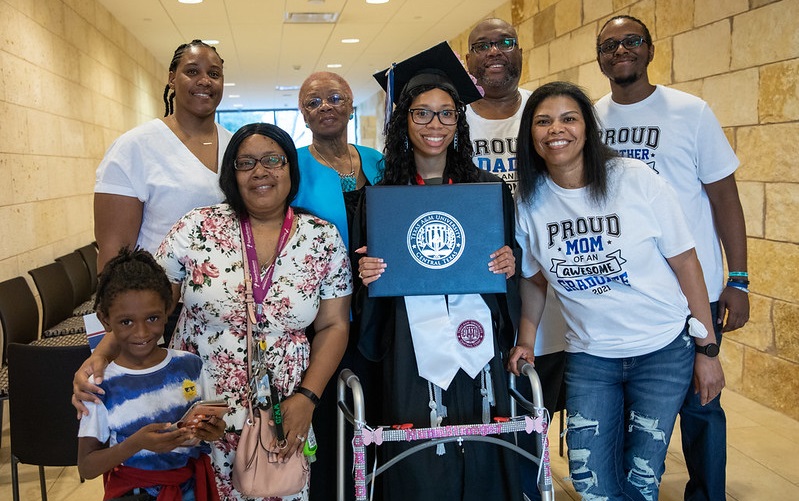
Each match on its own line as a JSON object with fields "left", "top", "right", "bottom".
{"left": 352, "top": 169, "right": 523, "bottom": 501}
{"left": 309, "top": 182, "right": 383, "bottom": 501}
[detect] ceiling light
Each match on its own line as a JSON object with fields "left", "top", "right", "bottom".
{"left": 178, "top": 0, "right": 203, "bottom": 4}
{"left": 228, "top": 94, "right": 240, "bottom": 98}
{"left": 366, "top": 0, "right": 389, "bottom": 3}
{"left": 327, "top": 64, "right": 343, "bottom": 68}
{"left": 224, "top": 82, "right": 236, "bottom": 87}
{"left": 341, "top": 38, "right": 360, "bottom": 44}
{"left": 202, "top": 39, "right": 219, "bottom": 45}
{"left": 233, "top": 103, "right": 243, "bottom": 108}
{"left": 276, "top": 85, "right": 301, "bottom": 91}
{"left": 284, "top": 12, "right": 339, "bottom": 23}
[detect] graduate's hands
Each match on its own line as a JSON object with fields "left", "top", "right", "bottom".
{"left": 488, "top": 245, "right": 515, "bottom": 278}
{"left": 355, "top": 246, "right": 386, "bottom": 286}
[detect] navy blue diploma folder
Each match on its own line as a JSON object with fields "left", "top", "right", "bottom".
{"left": 365, "top": 183, "right": 507, "bottom": 297}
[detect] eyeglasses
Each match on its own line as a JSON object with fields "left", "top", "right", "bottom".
{"left": 469, "top": 37, "right": 518, "bottom": 54}
{"left": 408, "top": 108, "right": 458, "bottom": 126}
{"left": 597, "top": 35, "right": 648, "bottom": 55}
{"left": 303, "top": 93, "right": 348, "bottom": 110}
{"left": 234, "top": 155, "right": 288, "bottom": 171}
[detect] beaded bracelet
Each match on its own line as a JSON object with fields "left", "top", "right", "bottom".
{"left": 728, "top": 271, "right": 748, "bottom": 278}
{"left": 726, "top": 280, "right": 749, "bottom": 293}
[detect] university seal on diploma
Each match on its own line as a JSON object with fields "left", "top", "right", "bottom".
{"left": 407, "top": 211, "right": 465, "bottom": 269}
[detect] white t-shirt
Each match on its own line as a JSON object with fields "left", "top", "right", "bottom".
{"left": 466, "top": 88, "right": 532, "bottom": 195}
{"left": 94, "top": 119, "right": 233, "bottom": 253}
{"left": 78, "top": 350, "right": 208, "bottom": 470}
{"left": 515, "top": 158, "right": 695, "bottom": 358}
{"left": 466, "top": 88, "right": 568, "bottom": 355}
{"left": 595, "top": 85, "right": 739, "bottom": 302}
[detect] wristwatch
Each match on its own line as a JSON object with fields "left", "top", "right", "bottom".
{"left": 695, "top": 343, "right": 720, "bottom": 357}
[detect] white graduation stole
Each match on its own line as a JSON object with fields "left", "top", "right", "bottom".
{"left": 404, "top": 294, "right": 494, "bottom": 390}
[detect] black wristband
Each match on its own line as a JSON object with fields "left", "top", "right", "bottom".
{"left": 296, "top": 386, "right": 320, "bottom": 407}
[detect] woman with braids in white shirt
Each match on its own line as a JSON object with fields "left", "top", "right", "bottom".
{"left": 94, "top": 40, "right": 232, "bottom": 344}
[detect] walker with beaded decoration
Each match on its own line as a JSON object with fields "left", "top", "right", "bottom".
{"left": 335, "top": 360, "right": 555, "bottom": 500}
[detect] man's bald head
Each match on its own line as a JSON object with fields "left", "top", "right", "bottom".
{"left": 466, "top": 18, "right": 522, "bottom": 99}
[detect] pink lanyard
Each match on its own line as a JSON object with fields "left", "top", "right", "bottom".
{"left": 239, "top": 207, "right": 294, "bottom": 323}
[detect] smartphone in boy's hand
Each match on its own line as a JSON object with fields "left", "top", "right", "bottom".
{"left": 170, "top": 399, "right": 229, "bottom": 431}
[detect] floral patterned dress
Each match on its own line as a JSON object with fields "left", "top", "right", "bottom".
{"left": 156, "top": 204, "right": 352, "bottom": 501}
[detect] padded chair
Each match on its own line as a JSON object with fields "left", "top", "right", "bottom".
{"left": 28, "top": 262, "right": 74, "bottom": 332}
{"left": 0, "top": 276, "right": 41, "bottom": 449}
{"left": 56, "top": 251, "right": 93, "bottom": 311}
{"left": 8, "top": 343, "right": 90, "bottom": 501}
{"left": 75, "top": 243, "right": 98, "bottom": 294}
{"left": 29, "top": 262, "right": 87, "bottom": 338}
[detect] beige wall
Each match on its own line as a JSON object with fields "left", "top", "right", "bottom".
{"left": 0, "top": 0, "right": 164, "bottom": 282}
{"left": 2, "top": 0, "right": 796, "bottom": 420}
{"left": 449, "top": 0, "right": 799, "bottom": 420}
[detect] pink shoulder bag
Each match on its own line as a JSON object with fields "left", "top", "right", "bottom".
{"left": 232, "top": 214, "right": 309, "bottom": 497}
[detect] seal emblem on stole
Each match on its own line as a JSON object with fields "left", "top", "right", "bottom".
{"left": 456, "top": 320, "right": 485, "bottom": 348}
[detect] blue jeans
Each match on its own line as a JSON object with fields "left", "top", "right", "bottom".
{"left": 565, "top": 329, "right": 694, "bottom": 501}
{"left": 680, "top": 302, "right": 726, "bottom": 501}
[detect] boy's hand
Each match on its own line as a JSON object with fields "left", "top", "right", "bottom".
{"left": 130, "top": 423, "right": 193, "bottom": 453}
{"left": 192, "top": 415, "right": 227, "bottom": 442}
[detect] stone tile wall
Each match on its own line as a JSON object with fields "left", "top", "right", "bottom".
{"left": 449, "top": 0, "right": 799, "bottom": 420}
{"left": 0, "top": 0, "right": 163, "bottom": 281}
{"left": 2, "top": 0, "right": 794, "bottom": 420}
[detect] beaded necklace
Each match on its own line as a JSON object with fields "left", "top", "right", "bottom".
{"left": 311, "top": 144, "right": 357, "bottom": 192}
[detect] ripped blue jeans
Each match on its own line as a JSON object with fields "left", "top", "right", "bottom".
{"left": 564, "top": 329, "right": 693, "bottom": 501}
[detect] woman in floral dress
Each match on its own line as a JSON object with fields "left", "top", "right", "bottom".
{"left": 78, "top": 123, "right": 352, "bottom": 500}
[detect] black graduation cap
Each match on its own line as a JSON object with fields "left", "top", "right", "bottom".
{"left": 373, "top": 41, "right": 483, "bottom": 107}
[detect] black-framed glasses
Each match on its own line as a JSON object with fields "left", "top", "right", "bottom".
{"left": 597, "top": 35, "right": 648, "bottom": 55}
{"left": 469, "top": 37, "right": 518, "bottom": 54}
{"left": 234, "top": 155, "right": 288, "bottom": 171}
{"left": 303, "top": 93, "right": 348, "bottom": 110}
{"left": 408, "top": 108, "right": 458, "bottom": 126}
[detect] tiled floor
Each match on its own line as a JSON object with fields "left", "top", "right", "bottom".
{"left": 2, "top": 388, "right": 798, "bottom": 499}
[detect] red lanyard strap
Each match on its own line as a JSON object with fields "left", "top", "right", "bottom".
{"left": 415, "top": 173, "right": 453, "bottom": 185}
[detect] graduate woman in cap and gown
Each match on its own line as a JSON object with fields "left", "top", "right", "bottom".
{"left": 353, "top": 42, "right": 523, "bottom": 501}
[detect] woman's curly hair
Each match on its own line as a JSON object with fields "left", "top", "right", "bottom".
{"left": 380, "top": 83, "right": 478, "bottom": 186}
